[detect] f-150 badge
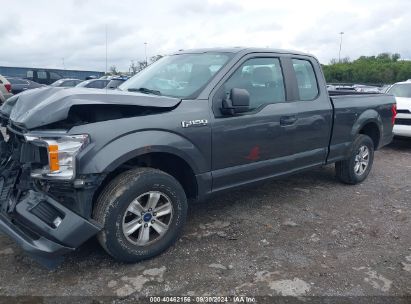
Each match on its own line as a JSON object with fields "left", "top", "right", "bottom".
{"left": 181, "top": 119, "right": 208, "bottom": 128}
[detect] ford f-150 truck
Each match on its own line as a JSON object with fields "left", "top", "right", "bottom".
{"left": 0, "top": 48, "right": 396, "bottom": 266}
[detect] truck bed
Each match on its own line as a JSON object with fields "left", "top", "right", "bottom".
{"left": 327, "top": 93, "right": 395, "bottom": 163}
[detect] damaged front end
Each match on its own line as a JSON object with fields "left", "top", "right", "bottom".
{"left": 0, "top": 87, "right": 181, "bottom": 266}
{"left": 0, "top": 114, "right": 102, "bottom": 267}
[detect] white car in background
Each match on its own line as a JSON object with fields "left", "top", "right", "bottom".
{"left": 387, "top": 80, "right": 411, "bottom": 137}
{"left": 0, "top": 90, "right": 5, "bottom": 105}
{"left": 353, "top": 84, "right": 381, "bottom": 93}
{"left": 0, "top": 75, "right": 13, "bottom": 101}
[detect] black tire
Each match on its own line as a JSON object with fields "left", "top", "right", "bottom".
{"left": 335, "top": 134, "right": 375, "bottom": 185}
{"left": 93, "top": 167, "right": 187, "bottom": 262}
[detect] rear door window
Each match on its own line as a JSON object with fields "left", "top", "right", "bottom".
{"left": 292, "top": 59, "right": 319, "bottom": 100}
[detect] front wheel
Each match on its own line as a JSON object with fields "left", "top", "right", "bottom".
{"left": 93, "top": 168, "right": 187, "bottom": 262}
{"left": 335, "top": 134, "right": 375, "bottom": 184}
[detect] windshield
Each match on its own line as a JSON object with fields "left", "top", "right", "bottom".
{"left": 387, "top": 83, "right": 411, "bottom": 98}
{"left": 119, "top": 52, "right": 233, "bottom": 98}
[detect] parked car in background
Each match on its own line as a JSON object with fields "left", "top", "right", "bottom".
{"left": 25, "top": 69, "right": 62, "bottom": 85}
{"left": 0, "top": 91, "right": 5, "bottom": 105}
{"left": 50, "top": 79, "right": 82, "bottom": 88}
{"left": 353, "top": 84, "right": 380, "bottom": 93}
{"left": 379, "top": 84, "right": 391, "bottom": 93}
{"left": 0, "top": 75, "right": 13, "bottom": 100}
{"left": 106, "top": 76, "right": 129, "bottom": 89}
{"left": 99, "top": 75, "right": 112, "bottom": 80}
{"left": 329, "top": 84, "right": 356, "bottom": 91}
{"left": 387, "top": 81, "right": 411, "bottom": 137}
{"left": 76, "top": 79, "right": 110, "bottom": 89}
{"left": 5, "top": 77, "right": 44, "bottom": 94}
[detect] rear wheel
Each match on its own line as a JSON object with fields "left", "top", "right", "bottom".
{"left": 335, "top": 134, "right": 374, "bottom": 184}
{"left": 93, "top": 168, "right": 187, "bottom": 262}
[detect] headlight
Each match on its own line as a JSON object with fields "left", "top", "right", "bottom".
{"left": 24, "top": 132, "right": 90, "bottom": 180}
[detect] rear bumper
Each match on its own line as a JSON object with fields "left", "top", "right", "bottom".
{"left": 393, "top": 124, "right": 411, "bottom": 137}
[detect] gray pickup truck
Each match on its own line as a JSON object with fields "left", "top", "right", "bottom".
{"left": 0, "top": 48, "right": 396, "bottom": 266}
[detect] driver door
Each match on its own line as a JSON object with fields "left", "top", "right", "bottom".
{"left": 210, "top": 55, "right": 298, "bottom": 191}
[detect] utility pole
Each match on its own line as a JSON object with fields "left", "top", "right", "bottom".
{"left": 144, "top": 42, "right": 148, "bottom": 67}
{"left": 338, "top": 32, "right": 344, "bottom": 63}
{"left": 105, "top": 24, "right": 108, "bottom": 75}
{"left": 62, "top": 58, "right": 65, "bottom": 70}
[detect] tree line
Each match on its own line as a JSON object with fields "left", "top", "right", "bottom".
{"left": 322, "top": 53, "right": 411, "bottom": 85}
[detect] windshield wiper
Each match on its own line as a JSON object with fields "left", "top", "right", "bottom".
{"left": 127, "top": 87, "right": 162, "bottom": 96}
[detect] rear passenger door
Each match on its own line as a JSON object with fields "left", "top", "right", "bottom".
{"left": 280, "top": 56, "right": 333, "bottom": 169}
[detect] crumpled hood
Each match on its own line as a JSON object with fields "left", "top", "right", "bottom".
{"left": 0, "top": 87, "right": 181, "bottom": 129}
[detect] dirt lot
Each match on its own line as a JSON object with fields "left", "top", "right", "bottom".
{"left": 0, "top": 139, "right": 410, "bottom": 301}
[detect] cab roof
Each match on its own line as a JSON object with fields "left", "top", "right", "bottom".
{"left": 172, "top": 47, "right": 311, "bottom": 57}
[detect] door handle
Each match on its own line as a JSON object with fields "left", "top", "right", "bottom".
{"left": 280, "top": 115, "right": 298, "bottom": 126}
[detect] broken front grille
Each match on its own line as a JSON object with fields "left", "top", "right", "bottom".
{"left": 0, "top": 161, "right": 20, "bottom": 212}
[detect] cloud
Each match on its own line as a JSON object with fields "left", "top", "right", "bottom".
{"left": 290, "top": 0, "right": 411, "bottom": 62}
{"left": 173, "top": 0, "right": 243, "bottom": 16}
{"left": 0, "top": 0, "right": 410, "bottom": 72}
{"left": 249, "top": 22, "right": 283, "bottom": 32}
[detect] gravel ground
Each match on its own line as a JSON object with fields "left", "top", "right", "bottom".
{"left": 0, "top": 138, "right": 410, "bottom": 301}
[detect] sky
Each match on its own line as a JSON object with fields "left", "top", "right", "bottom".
{"left": 0, "top": 0, "right": 410, "bottom": 72}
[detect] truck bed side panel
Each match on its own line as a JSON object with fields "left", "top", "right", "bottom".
{"left": 327, "top": 94, "right": 394, "bottom": 163}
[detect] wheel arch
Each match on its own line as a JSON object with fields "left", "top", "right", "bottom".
{"left": 103, "top": 151, "right": 198, "bottom": 198}
{"left": 351, "top": 109, "right": 383, "bottom": 151}
{"left": 77, "top": 130, "right": 206, "bottom": 211}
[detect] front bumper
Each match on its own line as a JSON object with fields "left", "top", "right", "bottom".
{"left": 0, "top": 213, "right": 73, "bottom": 262}
{"left": 0, "top": 123, "right": 102, "bottom": 266}
{"left": 0, "top": 188, "right": 102, "bottom": 266}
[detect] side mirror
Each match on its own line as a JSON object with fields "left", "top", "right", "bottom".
{"left": 222, "top": 88, "right": 250, "bottom": 115}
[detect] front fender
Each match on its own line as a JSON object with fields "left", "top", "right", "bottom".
{"left": 77, "top": 130, "right": 207, "bottom": 175}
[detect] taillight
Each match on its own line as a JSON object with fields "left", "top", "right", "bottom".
{"left": 4, "top": 83, "right": 11, "bottom": 93}
{"left": 391, "top": 104, "right": 397, "bottom": 125}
